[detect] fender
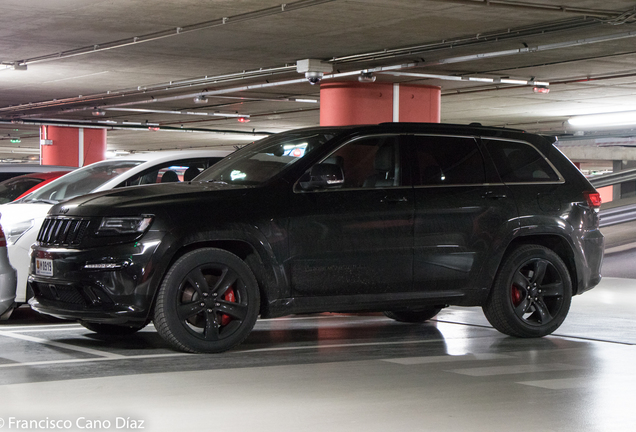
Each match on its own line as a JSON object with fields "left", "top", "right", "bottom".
{"left": 475, "top": 210, "right": 593, "bottom": 305}
{"left": 146, "top": 221, "right": 289, "bottom": 317}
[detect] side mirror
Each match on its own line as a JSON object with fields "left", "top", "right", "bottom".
{"left": 299, "top": 162, "right": 344, "bottom": 190}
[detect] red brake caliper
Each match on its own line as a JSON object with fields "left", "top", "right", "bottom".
{"left": 511, "top": 285, "right": 522, "bottom": 307}
{"left": 220, "top": 288, "right": 236, "bottom": 326}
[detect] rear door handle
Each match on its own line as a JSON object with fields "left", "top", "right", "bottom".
{"left": 482, "top": 191, "right": 507, "bottom": 200}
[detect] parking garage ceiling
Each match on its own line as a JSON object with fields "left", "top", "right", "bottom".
{"left": 2, "top": 0, "right": 636, "bottom": 161}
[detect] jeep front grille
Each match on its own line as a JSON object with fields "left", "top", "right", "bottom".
{"left": 38, "top": 217, "right": 90, "bottom": 246}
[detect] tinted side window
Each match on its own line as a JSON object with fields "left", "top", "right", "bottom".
{"left": 411, "top": 135, "right": 485, "bottom": 186}
{"left": 0, "top": 177, "right": 43, "bottom": 203}
{"left": 484, "top": 139, "right": 559, "bottom": 183}
{"left": 325, "top": 135, "right": 402, "bottom": 189}
{"left": 119, "top": 157, "right": 222, "bottom": 187}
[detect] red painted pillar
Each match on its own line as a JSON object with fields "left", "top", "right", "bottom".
{"left": 320, "top": 81, "right": 441, "bottom": 126}
{"left": 40, "top": 126, "right": 106, "bottom": 167}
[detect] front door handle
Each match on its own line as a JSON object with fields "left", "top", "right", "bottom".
{"left": 381, "top": 196, "right": 409, "bottom": 203}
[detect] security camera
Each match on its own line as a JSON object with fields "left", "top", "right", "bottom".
{"left": 297, "top": 59, "right": 332, "bottom": 85}
{"left": 358, "top": 71, "right": 376, "bottom": 83}
{"left": 305, "top": 71, "right": 324, "bottom": 85}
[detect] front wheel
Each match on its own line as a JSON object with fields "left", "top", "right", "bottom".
{"left": 153, "top": 248, "right": 260, "bottom": 353}
{"left": 483, "top": 244, "right": 572, "bottom": 338}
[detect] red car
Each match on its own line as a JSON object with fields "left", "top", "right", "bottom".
{"left": 0, "top": 171, "right": 74, "bottom": 204}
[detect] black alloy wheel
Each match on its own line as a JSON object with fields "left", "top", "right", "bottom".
{"left": 154, "top": 248, "right": 260, "bottom": 353}
{"left": 483, "top": 244, "right": 572, "bottom": 338}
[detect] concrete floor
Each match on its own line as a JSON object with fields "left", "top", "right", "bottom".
{"left": 0, "top": 220, "right": 634, "bottom": 431}
{"left": 0, "top": 274, "right": 634, "bottom": 432}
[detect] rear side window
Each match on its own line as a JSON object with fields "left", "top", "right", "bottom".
{"left": 411, "top": 135, "right": 486, "bottom": 186}
{"left": 484, "top": 139, "right": 560, "bottom": 183}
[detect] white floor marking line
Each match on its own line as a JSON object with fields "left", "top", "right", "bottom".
{"left": 235, "top": 337, "right": 444, "bottom": 353}
{"left": 0, "top": 330, "right": 125, "bottom": 359}
{"left": 0, "top": 324, "right": 82, "bottom": 331}
{"left": 5, "top": 327, "right": 88, "bottom": 333}
{"left": 382, "top": 353, "right": 514, "bottom": 365}
{"left": 517, "top": 377, "right": 587, "bottom": 390}
{"left": 0, "top": 352, "right": 193, "bottom": 369}
{"left": 447, "top": 363, "right": 584, "bottom": 376}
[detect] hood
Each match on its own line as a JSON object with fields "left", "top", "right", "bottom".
{"left": 0, "top": 202, "right": 54, "bottom": 228}
{"left": 50, "top": 182, "right": 249, "bottom": 218}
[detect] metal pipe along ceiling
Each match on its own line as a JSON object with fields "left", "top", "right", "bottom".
{"left": 0, "top": 14, "right": 608, "bottom": 115}
{"left": 426, "top": 0, "right": 627, "bottom": 18}
{"left": 79, "top": 26, "right": 636, "bottom": 109}
{"left": 4, "top": 7, "right": 636, "bottom": 118}
{"left": 0, "top": 0, "right": 337, "bottom": 68}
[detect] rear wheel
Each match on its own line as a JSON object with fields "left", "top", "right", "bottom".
{"left": 80, "top": 322, "right": 146, "bottom": 335}
{"left": 483, "top": 244, "right": 572, "bottom": 338}
{"left": 153, "top": 248, "right": 260, "bottom": 353}
{"left": 384, "top": 307, "right": 442, "bottom": 323}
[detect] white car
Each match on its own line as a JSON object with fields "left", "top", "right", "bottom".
{"left": 0, "top": 149, "right": 231, "bottom": 317}
{"left": 0, "top": 224, "right": 17, "bottom": 319}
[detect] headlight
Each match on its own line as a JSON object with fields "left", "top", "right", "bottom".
{"left": 96, "top": 216, "right": 153, "bottom": 236}
{"left": 5, "top": 219, "right": 34, "bottom": 245}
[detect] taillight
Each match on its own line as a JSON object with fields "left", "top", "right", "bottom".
{"left": 0, "top": 225, "right": 6, "bottom": 247}
{"left": 584, "top": 191, "right": 602, "bottom": 209}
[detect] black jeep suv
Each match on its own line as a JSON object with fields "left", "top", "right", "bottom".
{"left": 28, "top": 123, "right": 604, "bottom": 353}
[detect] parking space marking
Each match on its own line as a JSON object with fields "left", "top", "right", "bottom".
{"left": 516, "top": 377, "right": 587, "bottom": 390}
{"left": 0, "top": 323, "right": 82, "bottom": 331}
{"left": 382, "top": 353, "right": 514, "bottom": 365}
{"left": 0, "top": 330, "right": 125, "bottom": 358}
{"left": 4, "top": 326, "right": 87, "bottom": 333}
{"left": 447, "top": 363, "right": 584, "bottom": 377}
{"left": 0, "top": 352, "right": 193, "bottom": 369}
{"left": 235, "top": 337, "right": 446, "bottom": 353}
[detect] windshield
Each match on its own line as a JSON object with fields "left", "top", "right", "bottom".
{"left": 196, "top": 130, "right": 336, "bottom": 185}
{"left": 22, "top": 160, "right": 143, "bottom": 204}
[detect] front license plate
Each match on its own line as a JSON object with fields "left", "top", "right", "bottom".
{"left": 35, "top": 258, "right": 53, "bottom": 277}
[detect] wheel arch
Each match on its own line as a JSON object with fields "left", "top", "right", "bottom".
{"left": 500, "top": 234, "right": 579, "bottom": 295}
{"left": 154, "top": 239, "right": 282, "bottom": 318}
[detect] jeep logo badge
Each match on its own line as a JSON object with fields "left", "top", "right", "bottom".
{"left": 59, "top": 207, "right": 69, "bottom": 214}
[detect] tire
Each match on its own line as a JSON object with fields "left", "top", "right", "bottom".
{"left": 384, "top": 307, "right": 442, "bottom": 323}
{"left": 153, "top": 248, "right": 260, "bottom": 353}
{"left": 483, "top": 244, "right": 572, "bottom": 338}
{"left": 80, "top": 321, "right": 147, "bottom": 335}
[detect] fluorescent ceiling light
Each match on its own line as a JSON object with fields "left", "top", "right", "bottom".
{"left": 568, "top": 111, "right": 636, "bottom": 128}
{"left": 0, "top": 146, "right": 40, "bottom": 154}
{"left": 229, "top": 134, "right": 269, "bottom": 141}
{"left": 105, "top": 108, "right": 249, "bottom": 118}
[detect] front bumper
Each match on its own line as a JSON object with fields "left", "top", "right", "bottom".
{"left": 0, "top": 254, "right": 17, "bottom": 319}
{"left": 28, "top": 231, "right": 166, "bottom": 324}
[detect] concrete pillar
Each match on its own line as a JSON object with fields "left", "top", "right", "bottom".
{"left": 319, "top": 82, "right": 441, "bottom": 126}
{"left": 612, "top": 161, "right": 622, "bottom": 201}
{"left": 40, "top": 126, "right": 106, "bottom": 167}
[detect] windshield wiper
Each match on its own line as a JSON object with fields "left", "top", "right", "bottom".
{"left": 206, "top": 180, "right": 228, "bottom": 185}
